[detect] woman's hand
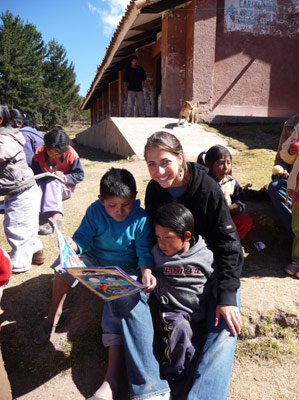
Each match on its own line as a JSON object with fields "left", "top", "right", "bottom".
{"left": 66, "top": 237, "right": 79, "bottom": 253}
{"left": 140, "top": 267, "right": 157, "bottom": 293}
{"left": 215, "top": 305, "right": 242, "bottom": 337}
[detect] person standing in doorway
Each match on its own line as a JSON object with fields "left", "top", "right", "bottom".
{"left": 124, "top": 55, "right": 150, "bottom": 117}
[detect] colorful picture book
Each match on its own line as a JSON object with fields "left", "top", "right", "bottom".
{"left": 53, "top": 221, "right": 144, "bottom": 301}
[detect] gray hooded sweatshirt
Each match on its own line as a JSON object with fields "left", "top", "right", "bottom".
{"left": 152, "top": 236, "right": 215, "bottom": 321}
{"left": 0, "top": 126, "right": 35, "bottom": 196}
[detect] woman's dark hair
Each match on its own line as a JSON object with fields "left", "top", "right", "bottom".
{"left": 0, "top": 101, "right": 11, "bottom": 127}
{"left": 100, "top": 168, "right": 137, "bottom": 199}
{"left": 154, "top": 203, "right": 194, "bottom": 238}
{"left": 10, "top": 108, "right": 24, "bottom": 128}
{"left": 44, "top": 128, "right": 70, "bottom": 153}
{"left": 144, "top": 131, "right": 187, "bottom": 171}
{"left": 197, "top": 145, "right": 232, "bottom": 169}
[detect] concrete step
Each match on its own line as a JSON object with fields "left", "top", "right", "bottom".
{"left": 76, "top": 117, "right": 233, "bottom": 161}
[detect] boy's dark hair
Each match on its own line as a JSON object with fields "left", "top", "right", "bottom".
{"left": 10, "top": 108, "right": 24, "bottom": 127}
{"left": 100, "top": 168, "right": 137, "bottom": 199}
{"left": 0, "top": 101, "right": 11, "bottom": 127}
{"left": 44, "top": 128, "right": 70, "bottom": 153}
{"left": 22, "top": 112, "right": 38, "bottom": 129}
{"left": 197, "top": 145, "right": 232, "bottom": 168}
{"left": 131, "top": 55, "right": 138, "bottom": 61}
{"left": 154, "top": 203, "right": 194, "bottom": 238}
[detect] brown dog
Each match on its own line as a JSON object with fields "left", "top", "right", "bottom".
{"left": 177, "top": 101, "right": 200, "bottom": 126}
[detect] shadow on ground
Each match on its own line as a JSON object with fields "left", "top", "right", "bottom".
{"left": 0, "top": 275, "right": 129, "bottom": 399}
{"left": 241, "top": 199, "right": 292, "bottom": 278}
{"left": 163, "top": 123, "right": 178, "bottom": 129}
{"left": 72, "top": 139, "right": 124, "bottom": 164}
{"left": 72, "top": 139, "right": 123, "bottom": 163}
{"left": 210, "top": 123, "right": 284, "bottom": 152}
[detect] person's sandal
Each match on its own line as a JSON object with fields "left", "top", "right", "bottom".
{"left": 32, "top": 249, "right": 46, "bottom": 265}
{"left": 38, "top": 222, "right": 54, "bottom": 235}
{"left": 285, "top": 261, "right": 299, "bottom": 278}
{"left": 48, "top": 216, "right": 64, "bottom": 230}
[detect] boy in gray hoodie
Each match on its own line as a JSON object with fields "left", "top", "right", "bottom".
{"left": 152, "top": 203, "right": 215, "bottom": 386}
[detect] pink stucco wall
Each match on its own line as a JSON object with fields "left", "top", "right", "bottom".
{"left": 212, "top": 0, "right": 299, "bottom": 118}
{"left": 161, "top": 10, "right": 188, "bottom": 117}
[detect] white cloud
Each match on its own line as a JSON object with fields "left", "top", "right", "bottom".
{"left": 88, "top": 1, "right": 130, "bottom": 36}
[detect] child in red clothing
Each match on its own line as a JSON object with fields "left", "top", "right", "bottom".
{"left": 0, "top": 247, "right": 11, "bottom": 301}
{"left": 0, "top": 247, "right": 12, "bottom": 400}
{"left": 197, "top": 145, "right": 252, "bottom": 240}
{"left": 33, "top": 128, "right": 84, "bottom": 235}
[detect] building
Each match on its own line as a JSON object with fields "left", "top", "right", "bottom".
{"left": 80, "top": 0, "right": 299, "bottom": 125}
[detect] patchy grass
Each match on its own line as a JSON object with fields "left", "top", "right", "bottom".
{"left": 199, "top": 122, "right": 283, "bottom": 152}
{"left": 236, "top": 335, "right": 298, "bottom": 361}
{"left": 237, "top": 310, "right": 299, "bottom": 361}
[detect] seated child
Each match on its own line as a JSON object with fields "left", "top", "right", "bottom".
{"left": 197, "top": 145, "right": 252, "bottom": 240}
{"left": 33, "top": 168, "right": 170, "bottom": 400}
{"left": 280, "top": 127, "right": 299, "bottom": 278}
{"left": 0, "top": 102, "right": 45, "bottom": 272}
{"left": 152, "top": 202, "right": 215, "bottom": 388}
{"left": 9, "top": 109, "right": 44, "bottom": 168}
{"left": 33, "top": 128, "right": 84, "bottom": 235}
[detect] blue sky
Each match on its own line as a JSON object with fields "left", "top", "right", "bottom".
{"left": 0, "top": 0, "right": 129, "bottom": 97}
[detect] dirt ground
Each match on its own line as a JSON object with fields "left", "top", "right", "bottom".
{"left": 0, "top": 128, "right": 298, "bottom": 400}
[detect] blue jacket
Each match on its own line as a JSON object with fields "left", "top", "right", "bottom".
{"left": 73, "top": 199, "right": 154, "bottom": 272}
{"left": 20, "top": 126, "right": 44, "bottom": 168}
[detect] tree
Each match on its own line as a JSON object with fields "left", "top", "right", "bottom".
{"left": 42, "top": 39, "right": 80, "bottom": 126}
{"left": 0, "top": 11, "right": 81, "bottom": 128}
{"left": 0, "top": 11, "right": 45, "bottom": 116}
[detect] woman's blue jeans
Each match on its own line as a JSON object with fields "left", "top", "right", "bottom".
{"left": 187, "top": 290, "right": 241, "bottom": 400}
{"left": 268, "top": 179, "right": 292, "bottom": 235}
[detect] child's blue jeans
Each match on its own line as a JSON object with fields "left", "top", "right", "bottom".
{"left": 268, "top": 179, "right": 292, "bottom": 235}
{"left": 52, "top": 253, "right": 170, "bottom": 400}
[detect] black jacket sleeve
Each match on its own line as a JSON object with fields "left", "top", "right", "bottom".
{"left": 203, "top": 186, "right": 243, "bottom": 306}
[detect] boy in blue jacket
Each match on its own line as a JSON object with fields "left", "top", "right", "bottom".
{"left": 33, "top": 168, "right": 170, "bottom": 400}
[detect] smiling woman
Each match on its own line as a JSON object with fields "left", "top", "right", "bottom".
{"left": 144, "top": 131, "right": 244, "bottom": 400}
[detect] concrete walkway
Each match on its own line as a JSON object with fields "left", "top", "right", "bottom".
{"left": 76, "top": 117, "right": 234, "bottom": 161}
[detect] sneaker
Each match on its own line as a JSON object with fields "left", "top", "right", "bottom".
{"left": 32, "top": 249, "right": 46, "bottom": 265}
{"left": 11, "top": 267, "right": 30, "bottom": 273}
{"left": 146, "top": 392, "right": 171, "bottom": 400}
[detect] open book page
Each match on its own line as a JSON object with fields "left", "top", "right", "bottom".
{"left": 66, "top": 267, "right": 144, "bottom": 300}
{"left": 34, "top": 172, "right": 65, "bottom": 184}
{"left": 52, "top": 221, "right": 144, "bottom": 301}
